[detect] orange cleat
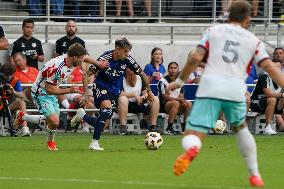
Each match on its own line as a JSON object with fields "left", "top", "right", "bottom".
{"left": 47, "top": 141, "right": 58, "bottom": 151}
{"left": 250, "top": 176, "right": 264, "bottom": 187}
{"left": 173, "top": 146, "right": 199, "bottom": 176}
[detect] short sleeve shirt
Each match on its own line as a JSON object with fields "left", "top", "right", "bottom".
{"left": 9, "top": 36, "right": 44, "bottom": 69}
{"left": 55, "top": 36, "right": 85, "bottom": 55}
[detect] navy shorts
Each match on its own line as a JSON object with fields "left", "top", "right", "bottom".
{"left": 92, "top": 84, "right": 119, "bottom": 109}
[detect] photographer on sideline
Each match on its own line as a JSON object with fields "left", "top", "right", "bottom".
{"left": 0, "top": 63, "right": 30, "bottom": 136}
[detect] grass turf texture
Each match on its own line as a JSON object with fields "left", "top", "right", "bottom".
{"left": 0, "top": 134, "right": 283, "bottom": 189}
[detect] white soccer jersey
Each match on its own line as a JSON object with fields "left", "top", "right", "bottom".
{"left": 196, "top": 23, "right": 269, "bottom": 102}
{"left": 31, "top": 54, "right": 75, "bottom": 95}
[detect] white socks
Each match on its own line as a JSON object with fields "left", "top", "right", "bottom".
{"left": 92, "top": 139, "right": 99, "bottom": 145}
{"left": 61, "top": 99, "right": 70, "bottom": 109}
{"left": 182, "top": 135, "right": 202, "bottom": 151}
{"left": 236, "top": 127, "right": 260, "bottom": 177}
{"left": 23, "top": 114, "right": 46, "bottom": 125}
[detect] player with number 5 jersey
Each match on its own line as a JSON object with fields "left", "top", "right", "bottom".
{"left": 167, "top": 0, "right": 284, "bottom": 187}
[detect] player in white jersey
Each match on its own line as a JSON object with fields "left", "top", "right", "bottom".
{"left": 14, "top": 43, "right": 108, "bottom": 151}
{"left": 167, "top": 1, "right": 284, "bottom": 187}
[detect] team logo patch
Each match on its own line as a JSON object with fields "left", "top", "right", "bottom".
{"left": 32, "top": 43, "right": 37, "bottom": 48}
{"left": 21, "top": 43, "right": 25, "bottom": 48}
{"left": 62, "top": 42, "right": 66, "bottom": 47}
{"left": 101, "top": 90, "right": 107, "bottom": 94}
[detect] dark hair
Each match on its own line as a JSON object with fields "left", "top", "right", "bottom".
{"left": 13, "top": 52, "right": 26, "bottom": 60}
{"left": 274, "top": 47, "right": 284, "bottom": 53}
{"left": 67, "top": 43, "right": 87, "bottom": 57}
{"left": 167, "top": 61, "right": 179, "bottom": 69}
{"left": 228, "top": 0, "right": 251, "bottom": 22}
{"left": 22, "top": 19, "right": 34, "bottom": 28}
{"left": 150, "top": 47, "right": 163, "bottom": 65}
{"left": 115, "top": 37, "right": 132, "bottom": 50}
{"left": 0, "top": 63, "right": 16, "bottom": 76}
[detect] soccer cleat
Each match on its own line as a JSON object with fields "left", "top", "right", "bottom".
{"left": 20, "top": 126, "right": 31, "bottom": 137}
{"left": 13, "top": 110, "right": 25, "bottom": 129}
{"left": 89, "top": 142, "right": 104, "bottom": 151}
{"left": 173, "top": 146, "right": 199, "bottom": 176}
{"left": 249, "top": 176, "right": 264, "bottom": 187}
{"left": 264, "top": 125, "right": 277, "bottom": 135}
{"left": 70, "top": 108, "right": 86, "bottom": 128}
{"left": 120, "top": 125, "right": 129, "bottom": 135}
{"left": 47, "top": 141, "right": 58, "bottom": 151}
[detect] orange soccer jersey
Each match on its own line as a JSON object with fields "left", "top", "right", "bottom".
{"left": 14, "top": 67, "right": 39, "bottom": 84}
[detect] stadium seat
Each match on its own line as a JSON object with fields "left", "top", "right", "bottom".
{"left": 109, "top": 112, "right": 141, "bottom": 134}
{"left": 247, "top": 112, "right": 276, "bottom": 134}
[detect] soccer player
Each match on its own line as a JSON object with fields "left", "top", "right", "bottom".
{"left": 167, "top": 1, "right": 284, "bottom": 187}
{"left": 71, "top": 37, "right": 154, "bottom": 151}
{"left": 14, "top": 43, "right": 108, "bottom": 151}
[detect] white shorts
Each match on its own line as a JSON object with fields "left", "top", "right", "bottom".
{"left": 65, "top": 93, "right": 82, "bottom": 102}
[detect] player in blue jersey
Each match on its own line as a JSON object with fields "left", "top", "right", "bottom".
{"left": 71, "top": 37, "right": 154, "bottom": 151}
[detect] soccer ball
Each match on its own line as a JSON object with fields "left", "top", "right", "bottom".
{"left": 214, "top": 120, "right": 226, "bottom": 134}
{"left": 144, "top": 132, "right": 163, "bottom": 150}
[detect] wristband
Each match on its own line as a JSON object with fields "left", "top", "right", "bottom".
{"left": 175, "top": 77, "right": 184, "bottom": 86}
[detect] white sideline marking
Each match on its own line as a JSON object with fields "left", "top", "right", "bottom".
{"left": 0, "top": 176, "right": 258, "bottom": 189}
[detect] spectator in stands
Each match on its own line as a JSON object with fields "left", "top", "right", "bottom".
{"left": 0, "top": 26, "right": 9, "bottom": 50}
{"left": 54, "top": 19, "right": 85, "bottom": 57}
{"left": 114, "top": 0, "right": 135, "bottom": 22}
{"left": 246, "top": 63, "right": 258, "bottom": 93}
{"left": 118, "top": 68, "right": 160, "bottom": 134}
{"left": 0, "top": 63, "right": 30, "bottom": 136}
{"left": 272, "top": 47, "right": 284, "bottom": 130}
{"left": 220, "top": 0, "right": 233, "bottom": 18}
{"left": 28, "top": 0, "right": 64, "bottom": 17}
{"left": 187, "top": 66, "right": 204, "bottom": 84}
{"left": 144, "top": 47, "right": 166, "bottom": 84}
{"left": 158, "top": 62, "right": 192, "bottom": 134}
{"left": 250, "top": 0, "right": 259, "bottom": 17}
{"left": 13, "top": 52, "right": 38, "bottom": 84}
{"left": 273, "top": 47, "right": 284, "bottom": 64}
{"left": 9, "top": 19, "right": 44, "bottom": 69}
{"left": 250, "top": 59, "right": 284, "bottom": 135}
{"left": 65, "top": 0, "right": 80, "bottom": 19}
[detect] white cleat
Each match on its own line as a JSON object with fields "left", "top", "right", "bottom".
{"left": 70, "top": 108, "right": 86, "bottom": 128}
{"left": 264, "top": 125, "right": 277, "bottom": 135}
{"left": 89, "top": 142, "right": 104, "bottom": 151}
{"left": 20, "top": 126, "right": 31, "bottom": 137}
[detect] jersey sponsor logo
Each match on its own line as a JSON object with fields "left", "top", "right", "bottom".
{"left": 101, "top": 90, "right": 107, "bottom": 94}
{"left": 32, "top": 43, "right": 37, "bottom": 48}
{"left": 121, "top": 64, "right": 126, "bottom": 70}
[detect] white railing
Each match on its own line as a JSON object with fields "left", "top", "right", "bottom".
{"left": 0, "top": 21, "right": 283, "bottom": 47}
{"left": 0, "top": 0, "right": 283, "bottom": 23}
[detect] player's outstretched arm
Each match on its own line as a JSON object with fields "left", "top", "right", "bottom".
{"left": 83, "top": 55, "right": 109, "bottom": 69}
{"left": 167, "top": 47, "right": 206, "bottom": 91}
{"left": 46, "top": 83, "right": 80, "bottom": 95}
{"left": 261, "top": 59, "right": 284, "bottom": 90}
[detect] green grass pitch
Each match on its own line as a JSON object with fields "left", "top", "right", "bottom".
{"left": 0, "top": 134, "right": 283, "bottom": 189}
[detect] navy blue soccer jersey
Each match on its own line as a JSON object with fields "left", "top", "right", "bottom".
{"left": 95, "top": 50, "right": 142, "bottom": 96}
